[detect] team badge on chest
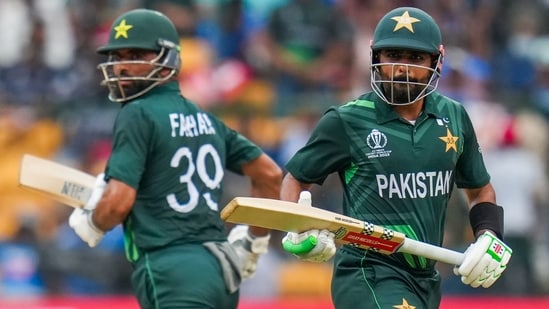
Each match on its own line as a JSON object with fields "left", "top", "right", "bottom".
{"left": 438, "top": 128, "right": 459, "bottom": 152}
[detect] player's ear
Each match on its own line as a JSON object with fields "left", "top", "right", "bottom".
{"left": 435, "top": 44, "right": 445, "bottom": 73}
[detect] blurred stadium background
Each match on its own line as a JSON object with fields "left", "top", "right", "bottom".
{"left": 1, "top": 0, "right": 549, "bottom": 308}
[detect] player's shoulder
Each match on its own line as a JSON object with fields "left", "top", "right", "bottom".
{"left": 336, "top": 92, "right": 377, "bottom": 112}
{"left": 427, "top": 91, "right": 469, "bottom": 115}
{"left": 429, "top": 92, "right": 464, "bottom": 108}
{"left": 331, "top": 92, "right": 378, "bottom": 123}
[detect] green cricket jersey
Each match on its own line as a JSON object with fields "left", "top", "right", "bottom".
{"left": 286, "top": 91, "right": 490, "bottom": 270}
{"left": 104, "top": 81, "right": 262, "bottom": 263}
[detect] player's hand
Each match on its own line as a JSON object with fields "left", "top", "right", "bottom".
{"left": 227, "top": 225, "right": 270, "bottom": 279}
{"left": 281, "top": 191, "right": 336, "bottom": 263}
{"left": 453, "top": 231, "right": 512, "bottom": 288}
{"left": 69, "top": 208, "right": 104, "bottom": 248}
{"left": 282, "top": 229, "right": 336, "bottom": 262}
{"left": 84, "top": 173, "right": 107, "bottom": 210}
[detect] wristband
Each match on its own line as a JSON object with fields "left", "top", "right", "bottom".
{"left": 469, "top": 202, "right": 504, "bottom": 240}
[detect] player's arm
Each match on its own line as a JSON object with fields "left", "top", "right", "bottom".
{"left": 227, "top": 152, "right": 282, "bottom": 279}
{"left": 279, "top": 109, "right": 349, "bottom": 261}
{"left": 241, "top": 153, "right": 283, "bottom": 236}
{"left": 69, "top": 175, "right": 136, "bottom": 247}
{"left": 455, "top": 182, "right": 512, "bottom": 288}
{"left": 463, "top": 183, "right": 499, "bottom": 238}
{"left": 279, "top": 173, "right": 336, "bottom": 262}
{"left": 92, "top": 178, "right": 136, "bottom": 231}
{"left": 280, "top": 172, "right": 312, "bottom": 203}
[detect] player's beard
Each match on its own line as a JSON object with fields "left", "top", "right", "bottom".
{"left": 381, "top": 77, "right": 425, "bottom": 104}
{"left": 112, "top": 79, "right": 156, "bottom": 100}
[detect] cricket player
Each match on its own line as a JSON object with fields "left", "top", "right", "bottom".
{"left": 280, "top": 7, "right": 512, "bottom": 309}
{"left": 67, "top": 9, "right": 282, "bottom": 309}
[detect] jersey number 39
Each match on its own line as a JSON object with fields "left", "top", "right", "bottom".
{"left": 166, "top": 144, "right": 224, "bottom": 213}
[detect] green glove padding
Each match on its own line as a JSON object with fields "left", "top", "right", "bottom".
{"left": 282, "top": 234, "right": 317, "bottom": 255}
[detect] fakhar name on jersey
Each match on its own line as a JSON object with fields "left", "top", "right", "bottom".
{"left": 376, "top": 170, "right": 452, "bottom": 198}
{"left": 169, "top": 112, "right": 216, "bottom": 137}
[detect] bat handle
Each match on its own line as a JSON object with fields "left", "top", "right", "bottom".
{"left": 282, "top": 235, "right": 317, "bottom": 255}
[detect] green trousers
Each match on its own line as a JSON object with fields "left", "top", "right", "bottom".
{"left": 131, "top": 244, "right": 239, "bottom": 309}
{"left": 331, "top": 246, "right": 441, "bottom": 309}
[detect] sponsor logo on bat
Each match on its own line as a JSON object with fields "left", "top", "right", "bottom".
{"left": 334, "top": 216, "right": 361, "bottom": 225}
{"left": 61, "top": 181, "right": 88, "bottom": 200}
{"left": 343, "top": 231, "right": 400, "bottom": 252}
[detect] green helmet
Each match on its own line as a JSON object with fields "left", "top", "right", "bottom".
{"left": 371, "top": 7, "right": 441, "bottom": 54}
{"left": 370, "top": 7, "right": 443, "bottom": 105}
{"left": 96, "top": 9, "right": 181, "bottom": 103}
{"left": 97, "top": 8, "right": 180, "bottom": 54}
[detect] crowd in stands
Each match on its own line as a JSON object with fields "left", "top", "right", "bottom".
{"left": 1, "top": 0, "right": 549, "bottom": 299}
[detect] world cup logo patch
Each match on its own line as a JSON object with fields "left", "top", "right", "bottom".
{"left": 366, "top": 129, "right": 392, "bottom": 158}
{"left": 366, "top": 129, "right": 387, "bottom": 149}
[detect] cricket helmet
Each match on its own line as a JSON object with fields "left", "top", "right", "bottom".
{"left": 97, "top": 9, "right": 181, "bottom": 103}
{"left": 370, "top": 7, "right": 444, "bottom": 105}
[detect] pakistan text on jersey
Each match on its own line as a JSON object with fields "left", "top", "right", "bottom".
{"left": 169, "top": 112, "right": 216, "bottom": 137}
{"left": 376, "top": 170, "right": 453, "bottom": 199}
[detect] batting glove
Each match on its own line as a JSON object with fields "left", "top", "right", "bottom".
{"left": 69, "top": 208, "right": 104, "bottom": 248}
{"left": 227, "top": 225, "right": 270, "bottom": 279}
{"left": 84, "top": 173, "right": 107, "bottom": 210}
{"left": 281, "top": 191, "right": 336, "bottom": 263}
{"left": 454, "top": 231, "right": 512, "bottom": 288}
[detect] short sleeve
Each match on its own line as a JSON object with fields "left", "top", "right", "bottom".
{"left": 285, "top": 109, "right": 352, "bottom": 185}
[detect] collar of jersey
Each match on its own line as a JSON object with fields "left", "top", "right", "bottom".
{"left": 150, "top": 80, "right": 180, "bottom": 95}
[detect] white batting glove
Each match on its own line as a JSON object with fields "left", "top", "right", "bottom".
{"left": 227, "top": 225, "right": 270, "bottom": 279}
{"left": 84, "top": 173, "right": 107, "bottom": 210}
{"left": 454, "top": 231, "right": 512, "bottom": 288}
{"left": 69, "top": 208, "right": 104, "bottom": 248}
{"left": 281, "top": 191, "right": 336, "bottom": 263}
{"left": 282, "top": 229, "right": 336, "bottom": 262}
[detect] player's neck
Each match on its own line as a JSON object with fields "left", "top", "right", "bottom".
{"left": 393, "top": 101, "right": 424, "bottom": 123}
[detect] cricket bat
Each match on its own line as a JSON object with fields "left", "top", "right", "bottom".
{"left": 18, "top": 154, "right": 96, "bottom": 208}
{"left": 221, "top": 197, "right": 464, "bottom": 265}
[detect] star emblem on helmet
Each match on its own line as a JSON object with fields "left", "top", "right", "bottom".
{"left": 114, "top": 19, "right": 133, "bottom": 39}
{"left": 391, "top": 11, "right": 421, "bottom": 33}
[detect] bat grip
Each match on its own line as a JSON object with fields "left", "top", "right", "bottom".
{"left": 283, "top": 235, "right": 317, "bottom": 255}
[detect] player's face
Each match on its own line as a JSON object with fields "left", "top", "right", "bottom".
{"left": 377, "top": 49, "right": 434, "bottom": 104}
{"left": 108, "top": 49, "right": 159, "bottom": 98}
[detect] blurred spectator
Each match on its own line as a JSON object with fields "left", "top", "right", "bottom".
{"left": 257, "top": 0, "right": 354, "bottom": 116}
{"left": 0, "top": 104, "right": 64, "bottom": 240}
{"left": 39, "top": 220, "right": 132, "bottom": 295}
{"left": 340, "top": 0, "right": 403, "bottom": 96}
{"left": 0, "top": 218, "right": 45, "bottom": 298}
{"left": 0, "top": 0, "right": 89, "bottom": 106}
{"left": 481, "top": 112, "right": 549, "bottom": 295}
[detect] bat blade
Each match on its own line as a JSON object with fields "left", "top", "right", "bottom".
{"left": 221, "top": 197, "right": 464, "bottom": 265}
{"left": 222, "top": 197, "right": 405, "bottom": 255}
{"left": 18, "top": 154, "right": 96, "bottom": 208}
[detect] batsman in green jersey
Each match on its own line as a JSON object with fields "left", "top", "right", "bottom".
{"left": 67, "top": 9, "right": 282, "bottom": 309}
{"left": 280, "top": 7, "right": 512, "bottom": 309}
